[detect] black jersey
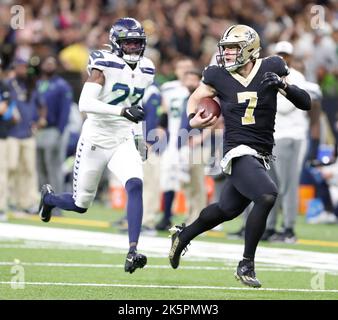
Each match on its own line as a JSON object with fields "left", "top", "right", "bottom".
{"left": 202, "top": 55, "right": 289, "bottom": 155}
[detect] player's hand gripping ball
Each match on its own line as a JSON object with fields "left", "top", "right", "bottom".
{"left": 197, "top": 98, "right": 221, "bottom": 118}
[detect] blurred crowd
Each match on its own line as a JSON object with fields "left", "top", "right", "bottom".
{"left": 0, "top": 0, "right": 337, "bottom": 82}
{"left": 0, "top": 0, "right": 337, "bottom": 236}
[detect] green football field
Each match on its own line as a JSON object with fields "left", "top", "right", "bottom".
{"left": 0, "top": 204, "right": 338, "bottom": 300}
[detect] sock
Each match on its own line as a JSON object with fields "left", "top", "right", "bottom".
{"left": 125, "top": 178, "right": 143, "bottom": 246}
{"left": 244, "top": 193, "right": 277, "bottom": 260}
{"left": 44, "top": 192, "right": 87, "bottom": 213}
{"left": 163, "top": 191, "right": 175, "bottom": 220}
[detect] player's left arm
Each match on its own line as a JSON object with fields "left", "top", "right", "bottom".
{"left": 277, "top": 58, "right": 311, "bottom": 111}
{"left": 262, "top": 56, "right": 311, "bottom": 110}
{"left": 279, "top": 82, "right": 311, "bottom": 111}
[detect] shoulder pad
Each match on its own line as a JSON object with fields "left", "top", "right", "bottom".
{"left": 88, "top": 50, "right": 125, "bottom": 72}
{"left": 202, "top": 65, "right": 221, "bottom": 86}
{"left": 265, "top": 55, "right": 289, "bottom": 77}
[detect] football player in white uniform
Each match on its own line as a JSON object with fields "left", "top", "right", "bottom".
{"left": 38, "top": 17, "right": 155, "bottom": 273}
{"left": 156, "top": 58, "right": 194, "bottom": 230}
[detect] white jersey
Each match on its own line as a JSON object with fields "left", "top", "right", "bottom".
{"left": 81, "top": 49, "right": 155, "bottom": 148}
{"left": 302, "top": 81, "right": 322, "bottom": 102}
{"left": 161, "top": 80, "right": 189, "bottom": 147}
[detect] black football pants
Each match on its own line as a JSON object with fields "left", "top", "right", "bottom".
{"left": 181, "top": 155, "right": 278, "bottom": 260}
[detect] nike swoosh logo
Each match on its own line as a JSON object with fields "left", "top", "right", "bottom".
{"left": 126, "top": 258, "right": 133, "bottom": 263}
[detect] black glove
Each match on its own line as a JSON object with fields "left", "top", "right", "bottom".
{"left": 260, "top": 72, "right": 287, "bottom": 90}
{"left": 134, "top": 135, "right": 148, "bottom": 161}
{"left": 121, "top": 105, "right": 145, "bottom": 123}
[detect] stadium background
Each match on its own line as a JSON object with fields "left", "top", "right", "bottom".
{"left": 0, "top": 0, "right": 338, "bottom": 300}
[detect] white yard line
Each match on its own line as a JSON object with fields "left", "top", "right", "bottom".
{"left": 0, "top": 240, "right": 318, "bottom": 267}
{"left": 0, "top": 281, "right": 338, "bottom": 293}
{"left": 1, "top": 261, "right": 334, "bottom": 274}
{"left": 1, "top": 223, "right": 338, "bottom": 272}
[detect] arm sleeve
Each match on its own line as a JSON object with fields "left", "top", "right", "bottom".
{"left": 282, "top": 84, "right": 311, "bottom": 110}
{"left": 78, "top": 82, "right": 123, "bottom": 116}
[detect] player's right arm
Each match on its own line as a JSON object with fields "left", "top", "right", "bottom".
{"left": 78, "top": 68, "right": 124, "bottom": 116}
{"left": 78, "top": 67, "right": 144, "bottom": 122}
{"left": 187, "top": 82, "right": 218, "bottom": 129}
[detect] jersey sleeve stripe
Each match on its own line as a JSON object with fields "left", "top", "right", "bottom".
{"left": 140, "top": 67, "right": 155, "bottom": 75}
{"left": 93, "top": 61, "right": 125, "bottom": 69}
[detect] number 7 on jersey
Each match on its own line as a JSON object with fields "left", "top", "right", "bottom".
{"left": 238, "top": 91, "right": 258, "bottom": 125}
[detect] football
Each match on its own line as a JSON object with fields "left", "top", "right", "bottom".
{"left": 197, "top": 97, "right": 221, "bottom": 118}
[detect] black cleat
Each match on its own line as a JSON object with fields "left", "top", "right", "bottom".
{"left": 38, "top": 184, "right": 55, "bottom": 223}
{"left": 235, "top": 259, "right": 262, "bottom": 288}
{"left": 168, "top": 224, "right": 190, "bottom": 269}
{"left": 124, "top": 251, "right": 147, "bottom": 274}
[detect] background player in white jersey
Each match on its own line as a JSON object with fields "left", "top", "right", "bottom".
{"left": 156, "top": 58, "right": 195, "bottom": 230}
{"left": 263, "top": 41, "right": 318, "bottom": 242}
{"left": 38, "top": 17, "right": 155, "bottom": 274}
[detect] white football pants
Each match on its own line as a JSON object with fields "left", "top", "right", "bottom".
{"left": 73, "top": 135, "right": 143, "bottom": 208}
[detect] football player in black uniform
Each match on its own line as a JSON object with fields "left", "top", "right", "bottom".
{"left": 168, "top": 25, "right": 311, "bottom": 288}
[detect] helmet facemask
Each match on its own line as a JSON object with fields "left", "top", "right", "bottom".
{"left": 217, "top": 43, "right": 245, "bottom": 71}
{"left": 117, "top": 38, "right": 146, "bottom": 64}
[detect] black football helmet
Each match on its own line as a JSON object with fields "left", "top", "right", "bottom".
{"left": 109, "top": 17, "right": 146, "bottom": 64}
